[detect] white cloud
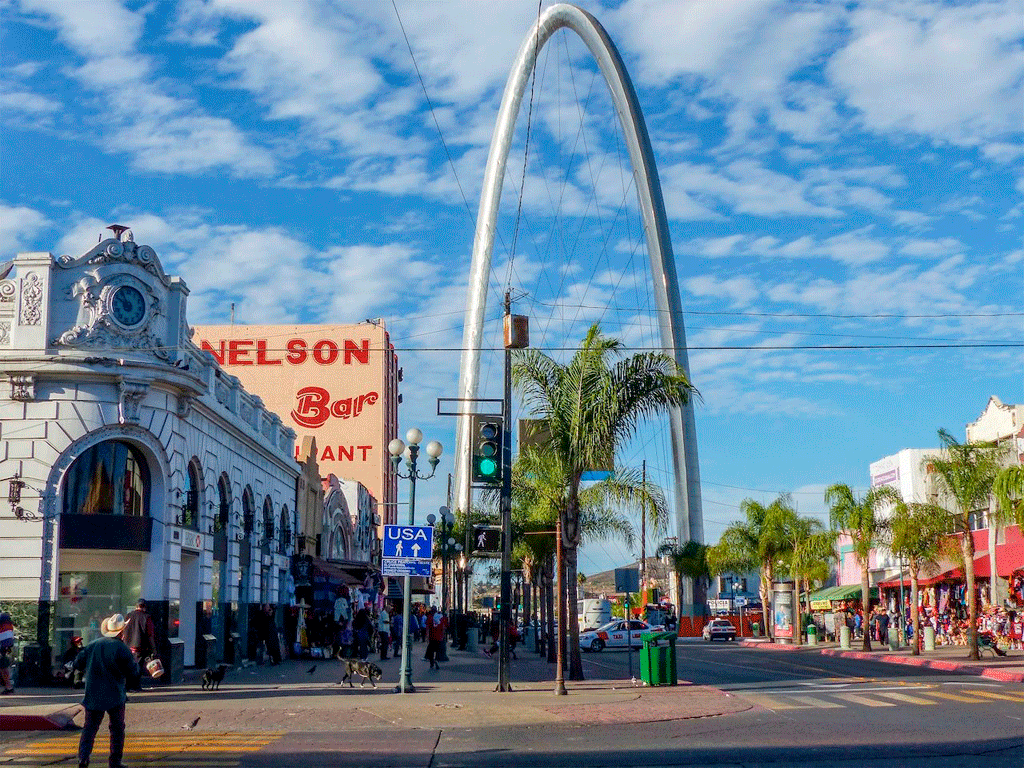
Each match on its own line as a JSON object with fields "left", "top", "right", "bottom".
{"left": 0, "top": 203, "right": 50, "bottom": 255}
{"left": 18, "top": 0, "right": 275, "bottom": 177}
{"left": 829, "top": 3, "right": 1024, "bottom": 146}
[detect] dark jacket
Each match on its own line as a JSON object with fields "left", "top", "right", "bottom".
{"left": 74, "top": 637, "right": 139, "bottom": 711}
{"left": 122, "top": 608, "right": 156, "bottom": 655}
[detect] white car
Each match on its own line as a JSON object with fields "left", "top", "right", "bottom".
{"left": 702, "top": 618, "right": 737, "bottom": 641}
{"left": 579, "top": 619, "right": 665, "bottom": 652}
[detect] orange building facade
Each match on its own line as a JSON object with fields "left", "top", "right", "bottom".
{"left": 193, "top": 323, "right": 399, "bottom": 525}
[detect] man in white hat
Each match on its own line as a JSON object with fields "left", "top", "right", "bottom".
{"left": 72, "top": 613, "right": 138, "bottom": 768}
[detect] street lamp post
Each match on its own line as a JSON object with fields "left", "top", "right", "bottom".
{"left": 389, "top": 428, "right": 443, "bottom": 694}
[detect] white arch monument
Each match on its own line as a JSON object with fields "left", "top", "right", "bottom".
{"left": 455, "top": 3, "right": 703, "bottom": 601}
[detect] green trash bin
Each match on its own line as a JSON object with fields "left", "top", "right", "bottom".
{"left": 751, "top": 621, "right": 760, "bottom": 637}
{"left": 639, "top": 631, "right": 677, "bottom": 687}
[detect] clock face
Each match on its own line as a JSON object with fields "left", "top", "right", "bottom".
{"left": 110, "top": 285, "right": 146, "bottom": 327}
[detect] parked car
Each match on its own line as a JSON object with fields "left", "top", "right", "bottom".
{"left": 702, "top": 618, "right": 737, "bottom": 641}
{"left": 579, "top": 619, "right": 665, "bottom": 652}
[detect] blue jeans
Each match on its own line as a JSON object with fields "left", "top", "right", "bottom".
{"left": 78, "top": 705, "right": 125, "bottom": 767}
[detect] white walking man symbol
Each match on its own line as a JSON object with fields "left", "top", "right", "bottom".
{"left": 477, "top": 530, "right": 488, "bottom": 548}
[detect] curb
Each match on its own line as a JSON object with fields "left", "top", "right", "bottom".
{"left": 736, "top": 640, "right": 801, "bottom": 651}
{"left": 818, "top": 649, "right": 1024, "bottom": 683}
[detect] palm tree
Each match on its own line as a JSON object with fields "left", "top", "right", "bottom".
{"left": 657, "top": 540, "right": 709, "bottom": 618}
{"left": 887, "top": 501, "right": 951, "bottom": 656}
{"left": 513, "top": 324, "right": 693, "bottom": 681}
{"left": 994, "top": 465, "right": 1024, "bottom": 528}
{"left": 926, "top": 429, "right": 1006, "bottom": 660}
{"left": 825, "top": 483, "right": 900, "bottom": 652}
{"left": 786, "top": 515, "right": 835, "bottom": 640}
{"left": 707, "top": 496, "right": 795, "bottom": 637}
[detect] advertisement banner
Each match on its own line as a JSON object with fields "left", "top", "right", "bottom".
{"left": 193, "top": 324, "right": 397, "bottom": 515}
{"left": 773, "top": 587, "right": 794, "bottom": 639}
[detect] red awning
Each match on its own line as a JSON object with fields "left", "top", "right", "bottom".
{"left": 878, "top": 555, "right": 992, "bottom": 589}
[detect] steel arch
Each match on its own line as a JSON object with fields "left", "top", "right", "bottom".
{"left": 454, "top": 3, "right": 703, "bottom": 581}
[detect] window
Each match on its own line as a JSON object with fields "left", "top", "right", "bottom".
{"left": 182, "top": 461, "right": 201, "bottom": 530}
{"left": 263, "top": 496, "right": 275, "bottom": 546}
{"left": 278, "top": 507, "right": 290, "bottom": 556}
{"left": 216, "top": 475, "right": 231, "bottom": 533}
{"left": 63, "top": 441, "right": 149, "bottom": 517}
{"left": 242, "top": 488, "right": 255, "bottom": 536}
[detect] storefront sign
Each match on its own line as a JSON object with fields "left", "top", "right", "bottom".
{"left": 182, "top": 530, "right": 203, "bottom": 552}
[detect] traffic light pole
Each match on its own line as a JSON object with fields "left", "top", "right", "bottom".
{"left": 498, "top": 291, "right": 513, "bottom": 692}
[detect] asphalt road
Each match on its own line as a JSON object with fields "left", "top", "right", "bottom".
{"left": 4, "top": 642, "right": 1021, "bottom": 768}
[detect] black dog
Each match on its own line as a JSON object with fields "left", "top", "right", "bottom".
{"left": 339, "top": 659, "right": 382, "bottom": 688}
{"left": 201, "top": 663, "right": 229, "bottom": 690}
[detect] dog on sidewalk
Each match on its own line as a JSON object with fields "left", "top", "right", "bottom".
{"left": 201, "top": 663, "right": 229, "bottom": 691}
{"left": 339, "top": 658, "right": 382, "bottom": 688}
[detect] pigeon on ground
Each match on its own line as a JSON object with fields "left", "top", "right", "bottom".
{"left": 181, "top": 717, "right": 200, "bottom": 731}
{"left": 306, "top": 665, "right": 317, "bottom": 674}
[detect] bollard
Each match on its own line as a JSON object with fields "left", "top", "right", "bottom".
{"left": 887, "top": 626, "right": 899, "bottom": 651}
{"left": 840, "top": 626, "right": 851, "bottom": 649}
{"left": 923, "top": 626, "right": 936, "bottom": 652}
{"left": 467, "top": 624, "right": 478, "bottom": 652}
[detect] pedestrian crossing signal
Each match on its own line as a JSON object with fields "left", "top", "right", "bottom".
{"left": 471, "top": 415, "right": 503, "bottom": 485}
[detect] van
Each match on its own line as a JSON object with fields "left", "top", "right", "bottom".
{"left": 578, "top": 598, "right": 611, "bottom": 631}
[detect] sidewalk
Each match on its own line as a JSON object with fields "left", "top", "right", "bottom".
{"left": 0, "top": 641, "right": 750, "bottom": 738}
{"left": 737, "top": 637, "right": 1024, "bottom": 682}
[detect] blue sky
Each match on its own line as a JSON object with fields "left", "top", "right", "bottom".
{"left": 2, "top": 0, "right": 1022, "bottom": 577}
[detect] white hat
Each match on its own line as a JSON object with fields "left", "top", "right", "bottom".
{"left": 101, "top": 613, "right": 126, "bottom": 638}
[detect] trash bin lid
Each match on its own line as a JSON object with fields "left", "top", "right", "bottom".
{"left": 640, "top": 631, "right": 676, "bottom": 644}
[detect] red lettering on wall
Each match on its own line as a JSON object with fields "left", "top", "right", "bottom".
{"left": 339, "top": 445, "right": 354, "bottom": 461}
{"left": 228, "top": 339, "right": 254, "bottom": 365}
{"left": 312, "top": 339, "right": 339, "bottom": 365}
{"left": 344, "top": 339, "right": 370, "bottom": 365}
{"left": 286, "top": 339, "right": 307, "bottom": 364}
{"left": 357, "top": 446, "right": 372, "bottom": 461}
{"left": 201, "top": 340, "right": 226, "bottom": 365}
{"left": 313, "top": 446, "right": 374, "bottom": 462}
{"left": 321, "top": 445, "right": 335, "bottom": 461}
{"left": 291, "top": 386, "right": 331, "bottom": 428}
{"left": 256, "top": 339, "right": 282, "bottom": 365}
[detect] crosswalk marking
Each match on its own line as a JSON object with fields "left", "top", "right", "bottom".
{"left": 2, "top": 731, "right": 284, "bottom": 766}
{"left": 833, "top": 692, "right": 895, "bottom": 707}
{"left": 788, "top": 695, "right": 845, "bottom": 709}
{"left": 741, "top": 693, "right": 806, "bottom": 710}
{"left": 875, "top": 691, "right": 937, "bottom": 705}
{"left": 924, "top": 689, "right": 990, "bottom": 704}
{"left": 961, "top": 689, "right": 1024, "bottom": 702}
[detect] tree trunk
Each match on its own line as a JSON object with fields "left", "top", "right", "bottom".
{"left": 910, "top": 564, "right": 920, "bottom": 656}
{"left": 861, "top": 559, "right": 872, "bottom": 652}
{"left": 565, "top": 541, "right": 585, "bottom": 680}
{"left": 962, "top": 528, "right": 978, "bottom": 660}
{"left": 759, "top": 565, "right": 771, "bottom": 638}
{"left": 546, "top": 557, "right": 556, "bottom": 664}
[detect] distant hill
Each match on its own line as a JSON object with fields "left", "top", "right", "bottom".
{"left": 580, "top": 557, "right": 670, "bottom": 599}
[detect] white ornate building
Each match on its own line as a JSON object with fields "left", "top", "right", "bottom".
{"left": 0, "top": 228, "right": 300, "bottom": 681}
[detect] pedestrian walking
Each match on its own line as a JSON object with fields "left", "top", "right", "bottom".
{"left": 74, "top": 613, "right": 139, "bottom": 768}
{"left": 425, "top": 607, "right": 447, "bottom": 670}
{"left": 377, "top": 605, "right": 391, "bottom": 661}
{"left": 390, "top": 610, "right": 403, "bottom": 658}
{"left": 352, "top": 607, "right": 371, "bottom": 660}
{"left": 0, "top": 611, "right": 15, "bottom": 694}
{"left": 121, "top": 599, "right": 156, "bottom": 692}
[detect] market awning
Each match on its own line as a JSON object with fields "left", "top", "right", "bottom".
{"left": 808, "top": 584, "right": 878, "bottom": 607}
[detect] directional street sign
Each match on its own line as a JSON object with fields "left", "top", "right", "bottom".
{"left": 382, "top": 525, "right": 433, "bottom": 577}
{"left": 382, "top": 558, "right": 432, "bottom": 577}
{"left": 382, "top": 525, "right": 433, "bottom": 559}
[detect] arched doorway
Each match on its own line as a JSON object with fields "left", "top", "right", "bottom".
{"left": 55, "top": 440, "right": 152, "bottom": 660}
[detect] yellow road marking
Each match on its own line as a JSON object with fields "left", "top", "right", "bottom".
{"left": 923, "top": 689, "right": 989, "bottom": 704}
{"left": 875, "top": 691, "right": 937, "bottom": 705}
{"left": 961, "top": 689, "right": 1024, "bottom": 702}
{"left": 833, "top": 692, "right": 894, "bottom": 707}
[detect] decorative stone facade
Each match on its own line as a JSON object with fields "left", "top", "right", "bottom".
{"left": 0, "top": 229, "right": 300, "bottom": 681}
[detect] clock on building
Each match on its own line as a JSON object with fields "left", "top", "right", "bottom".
{"left": 110, "top": 285, "right": 147, "bottom": 327}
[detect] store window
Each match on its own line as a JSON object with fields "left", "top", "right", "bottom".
{"left": 55, "top": 571, "right": 141, "bottom": 661}
{"left": 63, "top": 441, "right": 149, "bottom": 517}
{"left": 216, "top": 474, "right": 231, "bottom": 533}
{"left": 182, "top": 460, "right": 201, "bottom": 530}
{"left": 278, "top": 506, "right": 290, "bottom": 556}
{"left": 262, "top": 496, "right": 274, "bottom": 549}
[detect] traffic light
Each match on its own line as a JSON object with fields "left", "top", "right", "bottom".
{"left": 471, "top": 415, "right": 503, "bottom": 485}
